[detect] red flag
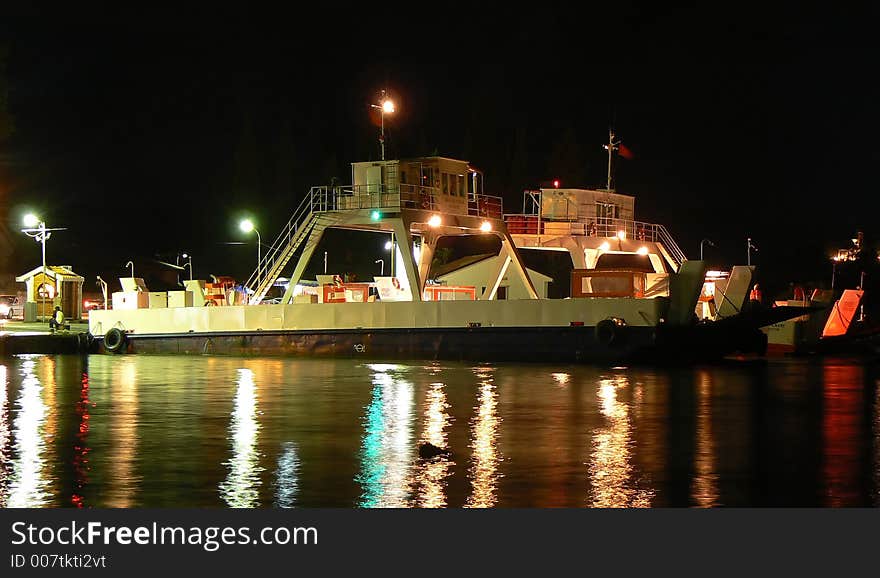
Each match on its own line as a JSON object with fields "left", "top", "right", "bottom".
{"left": 618, "top": 143, "right": 634, "bottom": 160}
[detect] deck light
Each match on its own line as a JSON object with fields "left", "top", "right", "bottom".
{"left": 637, "top": 246, "right": 649, "bottom": 255}
{"left": 599, "top": 241, "right": 611, "bottom": 251}
{"left": 385, "top": 240, "right": 393, "bottom": 250}
{"left": 23, "top": 213, "right": 40, "bottom": 228}
{"left": 428, "top": 215, "right": 442, "bottom": 228}
{"left": 617, "top": 230, "right": 626, "bottom": 240}
{"left": 371, "top": 210, "right": 382, "bottom": 221}
{"left": 480, "top": 221, "right": 492, "bottom": 233}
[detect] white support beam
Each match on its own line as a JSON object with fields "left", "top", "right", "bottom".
{"left": 391, "top": 217, "right": 423, "bottom": 301}
{"left": 501, "top": 231, "right": 538, "bottom": 299}
{"left": 281, "top": 220, "right": 324, "bottom": 304}
{"left": 482, "top": 254, "right": 512, "bottom": 300}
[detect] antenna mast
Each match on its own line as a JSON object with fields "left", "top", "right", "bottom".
{"left": 604, "top": 129, "right": 620, "bottom": 191}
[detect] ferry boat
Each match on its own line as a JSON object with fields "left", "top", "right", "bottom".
{"left": 88, "top": 150, "right": 809, "bottom": 363}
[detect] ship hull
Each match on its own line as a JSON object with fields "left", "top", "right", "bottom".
{"left": 93, "top": 325, "right": 660, "bottom": 364}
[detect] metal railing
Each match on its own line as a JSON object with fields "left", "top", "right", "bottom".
{"left": 309, "top": 183, "right": 503, "bottom": 218}
{"left": 503, "top": 214, "right": 688, "bottom": 267}
{"left": 243, "top": 191, "right": 317, "bottom": 304}
{"left": 244, "top": 183, "right": 507, "bottom": 303}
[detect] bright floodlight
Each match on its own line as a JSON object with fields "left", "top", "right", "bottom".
{"left": 599, "top": 241, "right": 611, "bottom": 251}
{"left": 23, "top": 214, "right": 40, "bottom": 228}
{"left": 382, "top": 99, "right": 395, "bottom": 114}
{"left": 239, "top": 219, "right": 255, "bottom": 233}
{"left": 428, "top": 215, "right": 442, "bottom": 228}
{"left": 480, "top": 221, "right": 492, "bottom": 233}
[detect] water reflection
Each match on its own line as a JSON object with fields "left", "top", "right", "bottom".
{"left": 356, "top": 365, "right": 415, "bottom": 507}
{"left": 875, "top": 382, "right": 879, "bottom": 506}
{"left": 588, "top": 375, "right": 654, "bottom": 507}
{"left": 5, "top": 358, "right": 51, "bottom": 507}
{"left": 70, "top": 371, "right": 92, "bottom": 508}
{"left": 0, "top": 366, "right": 9, "bottom": 501}
{"left": 821, "top": 362, "right": 864, "bottom": 507}
{"left": 104, "top": 359, "right": 140, "bottom": 507}
{"left": 465, "top": 367, "right": 501, "bottom": 508}
{"left": 413, "top": 382, "right": 453, "bottom": 508}
{"left": 691, "top": 370, "right": 719, "bottom": 507}
{"left": 273, "top": 441, "right": 300, "bottom": 508}
{"left": 219, "top": 368, "right": 264, "bottom": 508}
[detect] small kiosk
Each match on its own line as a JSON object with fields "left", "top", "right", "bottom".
{"left": 15, "top": 265, "right": 85, "bottom": 321}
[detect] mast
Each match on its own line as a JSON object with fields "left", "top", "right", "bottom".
{"left": 604, "top": 129, "right": 618, "bottom": 191}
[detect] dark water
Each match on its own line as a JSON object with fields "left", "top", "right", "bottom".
{"left": 0, "top": 354, "right": 877, "bottom": 508}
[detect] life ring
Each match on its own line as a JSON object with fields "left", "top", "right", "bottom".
{"left": 595, "top": 317, "right": 626, "bottom": 347}
{"left": 104, "top": 327, "right": 127, "bottom": 354}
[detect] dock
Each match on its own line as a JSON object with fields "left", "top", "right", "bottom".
{"left": 0, "top": 320, "right": 92, "bottom": 355}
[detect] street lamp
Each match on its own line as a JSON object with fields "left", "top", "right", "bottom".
{"left": 181, "top": 253, "right": 193, "bottom": 282}
{"left": 371, "top": 90, "right": 395, "bottom": 161}
{"left": 239, "top": 219, "right": 261, "bottom": 291}
{"left": 375, "top": 259, "right": 384, "bottom": 276}
{"left": 22, "top": 214, "right": 67, "bottom": 318}
{"left": 700, "top": 238, "right": 715, "bottom": 260}
{"left": 831, "top": 256, "right": 839, "bottom": 290}
{"left": 385, "top": 235, "right": 395, "bottom": 277}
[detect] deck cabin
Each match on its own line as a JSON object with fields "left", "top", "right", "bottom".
{"left": 503, "top": 187, "right": 690, "bottom": 299}
{"left": 243, "top": 156, "right": 532, "bottom": 305}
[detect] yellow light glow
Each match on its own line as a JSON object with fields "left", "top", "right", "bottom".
{"left": 382, "top": 99, "right": 395, "bottom": 114}
{"left": 636, "top": 246, "right": 648, "bottom": 255}
{"left": 599, "top": 241, "right": 611, "bottom": 251}
{"left": 428, "top": 215, "right": 442, "bottom": 228}
{"left": 23, "top": 214, "right": 40, "bottom": 228}
{"left": 480, "top": 221, "right": 492, "bottom": 233}
{"left": 239, "top": 219, "right": 254, "bottom": 233}
{"left": 617, "top": 230, "right": 626, "bottom": 240}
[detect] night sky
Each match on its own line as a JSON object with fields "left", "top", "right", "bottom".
{"left": 1, "top": 5, "right": 877, "bottom": 300}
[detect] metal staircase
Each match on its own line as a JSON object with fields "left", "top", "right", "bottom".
{"left": 655, "top": 224, "right": 688, "bottom": 267}
{"left": 243, "top": 188, "right": 326, "bottom": 304}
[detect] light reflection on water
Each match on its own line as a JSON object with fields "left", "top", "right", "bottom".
{"left": 356, "top": 365, "right": 415, "bottom": 508}
{"left": 0, "top": 354, "right": 877, "bottom": 508}
{"left": 465, "top": 367, "right": 500, "bottom": 508}
{"left": 219, "top": 368, "right": 264, "bottom": 508}
{"left": 413, "top": 382, "right": 453, "bottom": 508}
{"left": 5, "top": 358, "right": 51, "bottom": 507}
{"left": 588, "top": 376, "right": 654, "bottom": 507}
{"left": 691, "top": 370, "right": 719, "bottom": 507}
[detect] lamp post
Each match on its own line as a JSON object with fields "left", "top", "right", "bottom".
{"left": 385, "top": 236, "right": 394, "bottom": 277}
{"left": 22, "top": 214, "right": 68, "bottom": 313}
{"left": 182, "top": 253, "right": 193, "bottom": 282}
{"left": 700, "top": 238, "right": 715, "bottom": 261}
{"left": 239, "top": 219, "right": 261, "bottom": 292}
{"left": 831, "top": 256, "right": 839, "bottom": 290}
{"left": 375, "top": 259, "right": 384, "bottom": 276}
{"left": 371, "top": 90, "right": 395, "bottom": 161}
{"left": 747, "top": 238, "right": 757, "bottom": 266}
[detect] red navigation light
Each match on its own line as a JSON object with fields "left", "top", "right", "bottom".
{"left": 553, "top": 179, "right": 560, "bottom": 188}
